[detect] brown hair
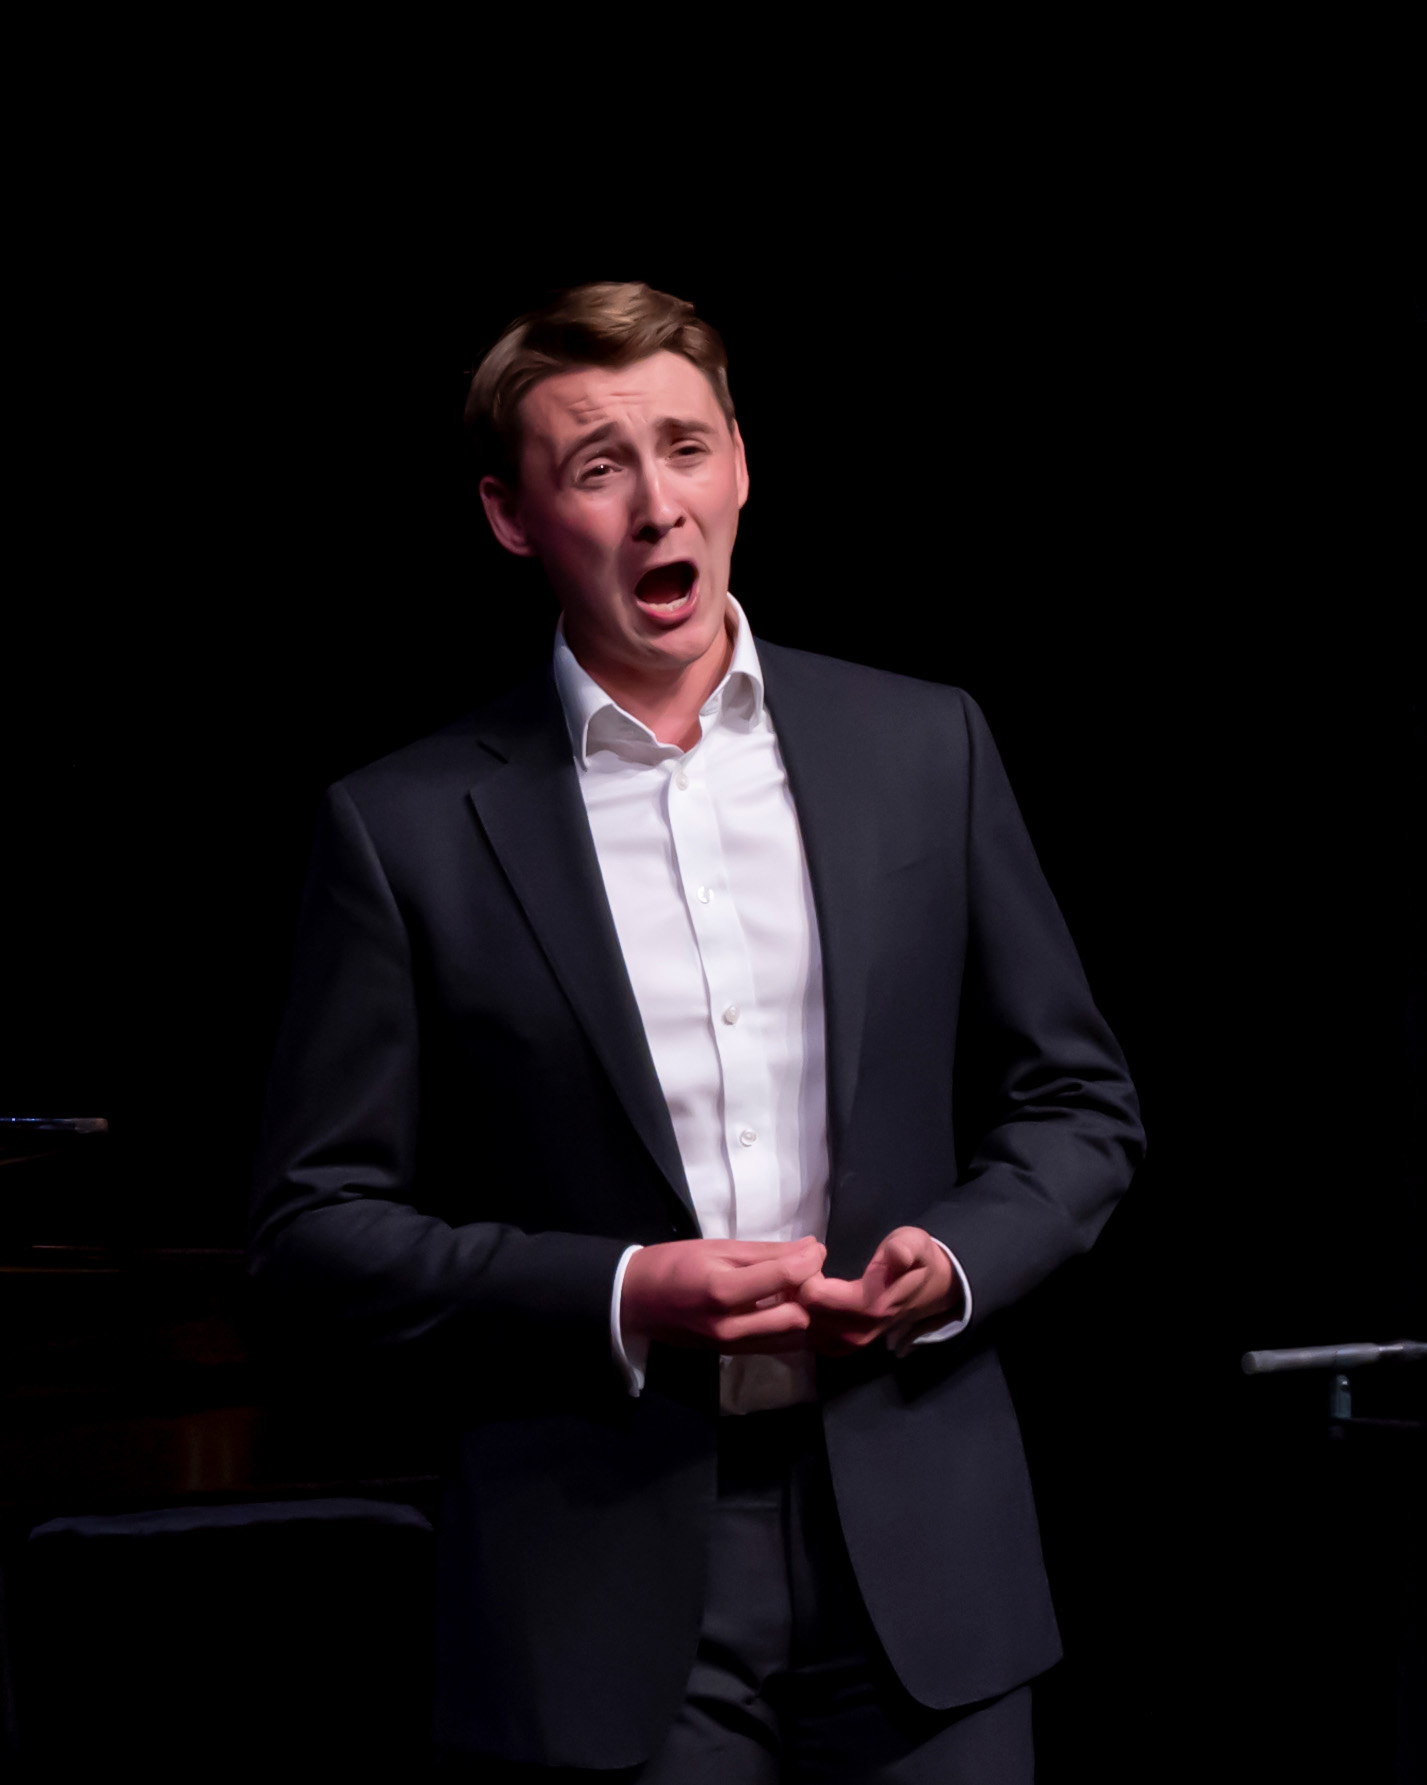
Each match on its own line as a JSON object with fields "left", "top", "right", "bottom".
{"left": 464, "top": 282, "right": 735, "bottom": 485}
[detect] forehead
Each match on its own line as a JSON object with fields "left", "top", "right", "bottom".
{"left": 518, "top": 350, "right": 725, "bottom": 446}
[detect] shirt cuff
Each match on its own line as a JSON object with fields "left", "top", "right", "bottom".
{"left": 887, "top": 1238, "right": 972, "bottom": 1358}
{"left": 610, "top": 1244, "right": 650, "bottom": 1396}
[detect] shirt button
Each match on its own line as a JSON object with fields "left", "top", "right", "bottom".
{"left": 739, "top": 1128, "right": 757, "bottom": 1147}
{"left": 697, "top": 885, "right": 712, "bottom": 904}
{"left": 674, "top": 768, "right": 689, "bottom": 790}
{"left": 722, "top": 1004, "right": 740, "bottom": 1025}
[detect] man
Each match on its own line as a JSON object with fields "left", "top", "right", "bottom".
{"left": 250, "top": 282, "right": 1144, "bottom": 1780}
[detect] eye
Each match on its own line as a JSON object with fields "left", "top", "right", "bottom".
{"left": 579, "top": 460, "right": 619, "bottom": 483}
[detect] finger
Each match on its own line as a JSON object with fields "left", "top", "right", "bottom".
{"left": 728, "top": 1242, "right": 827, "bottom": 1292}
{"left": 715, "top": 1302, "right": 814, "bottom": 1346}
{"left": 717, "top": 1248, "right": 829, "bottom": 1308}
{"left": 844, "top": 1245, "right": 912, "bottom": 1307}
{"left": 710, "top": 1256, "right": 814, "bottom": 1313}
{"left": 796, "top": 1273, "right": 870, "bottom": 1315}
{"left": 753, "top": 1283, "right": 835, "bottom": 1312}
{"left": 869, "top": 1232, "right": 925, "bottom": 1279}
{"left": 884, "top": 1238, "right": 924, "bottom": 1275}
{"left": 778, "top": 1243, "right": 830, "bottom": 1286}
{"left": 715, "top": 1237, "right": 825, "bottom": 1265}
{"left": 862, "top": 1267, "right": 930, "bottom": 1321}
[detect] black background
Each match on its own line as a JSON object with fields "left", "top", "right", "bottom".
{"left": 5, "top": 147, "right": 1422, "bottom": 1781}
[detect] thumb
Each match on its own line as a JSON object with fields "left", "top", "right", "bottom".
{"left": 876, "top": 1231, "right": 926, "bottom": 1279}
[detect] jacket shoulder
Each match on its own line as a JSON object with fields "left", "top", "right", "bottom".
{"left": 329, "top": 664, "right": 559, "bottom": 817}
{"left": 755, "top": 637, "right": 979, "bottom": 740}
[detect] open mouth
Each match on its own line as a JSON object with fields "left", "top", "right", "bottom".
{"left": 634, "top": 561, "right": 698, "bottom": 617}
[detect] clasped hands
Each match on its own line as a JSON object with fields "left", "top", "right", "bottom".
{"left": 620, "top": 1231, "right": 961, "bottom": 1358}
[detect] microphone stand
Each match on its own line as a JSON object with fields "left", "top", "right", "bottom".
{"left": 1242, "top": 1340, "right": 1426, "bottom": 1437}
{"left": 1242, "top": 1335, "right": 1425, "bottom": 1778}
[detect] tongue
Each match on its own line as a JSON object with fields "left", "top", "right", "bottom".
{"left": 636, "top": 563, "right": 693, "bottom": 603}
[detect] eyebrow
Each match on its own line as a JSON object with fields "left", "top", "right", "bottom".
{"left": 557, "top": 416, "right": 718, "bottom": 478}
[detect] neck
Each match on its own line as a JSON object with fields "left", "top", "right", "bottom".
{"left": 570, "top": 608, "right": 735, "bottom": 752}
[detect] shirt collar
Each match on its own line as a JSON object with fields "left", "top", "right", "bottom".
{"left": 552, "top": 593, "right": 766, "bottom": 769}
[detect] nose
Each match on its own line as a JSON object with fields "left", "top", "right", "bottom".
{"left": 632, "top": 461, "right": 684, "bottom": 543}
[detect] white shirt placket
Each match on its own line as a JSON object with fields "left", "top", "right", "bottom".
{"left": 664, "top": 739, "right": 779, "bottom": 1243}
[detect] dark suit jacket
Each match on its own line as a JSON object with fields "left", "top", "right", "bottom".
{"left": 249, "top": 639, "right": 1145, "bottom": 1769}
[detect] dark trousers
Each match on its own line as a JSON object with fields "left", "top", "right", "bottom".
{"left": 447, "top": 1405, "right": 1035, "bottom": 1782}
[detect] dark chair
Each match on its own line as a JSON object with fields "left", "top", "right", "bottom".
{"left": 8, "top": 1496, "right": 436, "bottom": 1779}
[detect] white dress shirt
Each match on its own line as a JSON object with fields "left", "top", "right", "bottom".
{"left": 553, "top": 596, "right": 970, "bottom": 1413}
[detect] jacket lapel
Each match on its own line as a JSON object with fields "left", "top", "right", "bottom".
{"left": 462, "top": 644, "right": 880, "bottom": 1234}
{"left": 757, "top": 641, "right": 876, "bottom": 1177}
{"left": 464, "top": 669, "right": 696, "bottom": 1226}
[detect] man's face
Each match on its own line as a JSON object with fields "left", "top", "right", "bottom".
{"left": 480, "top": 351, "right": 749, "bottom": 692}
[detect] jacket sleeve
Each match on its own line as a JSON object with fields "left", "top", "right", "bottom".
{"left": 247, "top": 780, "right": 627, "bottom": 1372}
{"left": 916, "top": 693, "right": 1145, "bottom": 1328}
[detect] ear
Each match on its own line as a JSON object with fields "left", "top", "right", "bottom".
{"left": 732, "top": 422, "right": 750, "bottom": 511}
{"left": 479, "top": 475, "right": 538, "bottom": 558}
